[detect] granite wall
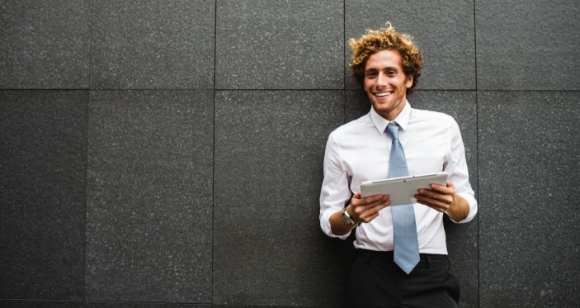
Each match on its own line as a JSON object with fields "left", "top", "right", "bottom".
{"left": 1, "top": 1, "right": 578, "bottom": 307}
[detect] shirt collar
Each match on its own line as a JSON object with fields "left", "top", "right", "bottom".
{"left": 369, "top": 100, "right": 411, "bottom": 133}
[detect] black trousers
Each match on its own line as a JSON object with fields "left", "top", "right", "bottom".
{"left": 348, "top": 250, "right": 460, "bottom": 308}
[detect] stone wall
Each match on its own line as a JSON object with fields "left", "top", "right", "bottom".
{"left": 1, "top": 1, "right": 579, "bottom": 307}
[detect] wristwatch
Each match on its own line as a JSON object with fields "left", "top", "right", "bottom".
{"left": 342, "top": 207, "right": 357, "bottom": 225}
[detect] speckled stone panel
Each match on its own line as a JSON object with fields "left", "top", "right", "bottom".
{"left": 90, "top": 0, "right": 215, "bottom": 89}
{"left": 479, "top": 91, "right": 580, "bottom": 307}
{"left": 0, "top": 91, "right": 87, "bottom": 300}
{"left": 0, "top": 301, "right": 211, "bottom": 308}
{"left": 346, "top": 90, "right": 479, "bottom": 307}
{"left": 0, "top": 1, "right": 90, "bottom": 89}
{"left": 86, "top": 90, "right": 214, "bottom": 302}
{"left": 345, "top": 0, "right": 476, "bottom": 90}
{"left": 476, "top": 0, "right": 580, "bottom": 90}
{"left": 216, "top": 0, "right": 344, "bottom": 89}
{"left": 214, "top": 90, "right": 345, "bottom": 307}
{"left": 85, "top": 303, "right": 211, "bottom": 308}
{"left": 0, "top": 301, "right": 84, "bottom": 308}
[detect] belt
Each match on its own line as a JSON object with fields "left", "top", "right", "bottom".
{"left": 355, "top": 249, "right": 449, "bottom": 269}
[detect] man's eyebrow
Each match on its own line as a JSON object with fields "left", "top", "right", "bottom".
{"left": 365, "top": 67, "right": 399, "bottom": 72}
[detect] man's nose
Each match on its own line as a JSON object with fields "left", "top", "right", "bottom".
{"left": 377, "top": 73, "right": 387, "bottom": 86}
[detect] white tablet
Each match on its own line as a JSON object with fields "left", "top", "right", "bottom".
{"left": 360, "top": 172, "right": 448, "bottom": 206}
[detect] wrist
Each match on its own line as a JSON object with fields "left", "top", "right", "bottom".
{"left": 342, "top": 206, "right": 359, "bottom": 226}
{"left": 446, "top": 194, "right": 469, "bottom": 221}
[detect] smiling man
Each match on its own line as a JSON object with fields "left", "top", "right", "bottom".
{"left": 319, "top": 24, "right": 477, "bottom": 307}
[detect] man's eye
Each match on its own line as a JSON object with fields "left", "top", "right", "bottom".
{"left": 366, "top": 72, "right": 377, "bottom": 77}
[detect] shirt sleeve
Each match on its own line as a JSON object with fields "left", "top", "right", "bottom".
{"left": 319, "top": 133, "right": 353, "bottom": 239}
{"left": 445, "top": 119, "right": 478, "bottom": 223}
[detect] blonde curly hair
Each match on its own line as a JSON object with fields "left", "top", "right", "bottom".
{"left": 348, "top": 23, "right": 423, "bottom": 96}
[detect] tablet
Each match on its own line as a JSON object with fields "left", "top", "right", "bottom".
{"left": 360, "top": 172, "right": 448, "bottom": 206}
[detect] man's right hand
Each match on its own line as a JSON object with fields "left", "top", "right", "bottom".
{"left": 330, "top": 192, "right": 390, "bottom": 235}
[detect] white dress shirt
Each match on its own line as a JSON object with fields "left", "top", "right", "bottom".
{"left": 319, "top": 102, "right": 477, "bottom": 254}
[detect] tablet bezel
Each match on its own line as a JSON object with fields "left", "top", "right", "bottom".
{"left": 360, "top": 172, "right": 449, "bottom": 206}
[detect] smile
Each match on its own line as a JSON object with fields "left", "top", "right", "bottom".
{"left": 374, "top": 92, "right": 393, "bottom": 97}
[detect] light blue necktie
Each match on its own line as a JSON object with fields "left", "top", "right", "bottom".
{"left": 386, "top": 123, "right": 420, "bottom": 274}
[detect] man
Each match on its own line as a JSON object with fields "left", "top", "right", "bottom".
{"left": 319, "top": 23, "right": 477, "bottom": 307}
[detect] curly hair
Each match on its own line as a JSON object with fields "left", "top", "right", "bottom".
{"left": 348, "top": 23, "right": 423, "bottom": 96}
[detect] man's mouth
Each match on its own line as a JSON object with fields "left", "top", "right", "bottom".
{"left": 374, "top": 92, "right": 393, "bottom": 97}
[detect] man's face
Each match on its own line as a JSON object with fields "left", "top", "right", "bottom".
{"left": 363, "top": 49, "right": 413, "bottom": 121}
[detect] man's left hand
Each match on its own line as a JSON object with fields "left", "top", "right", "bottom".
{"left": 415, "top": 181, "right": 469, "bottom": 221}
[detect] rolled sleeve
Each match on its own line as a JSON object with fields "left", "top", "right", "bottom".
{"left": 319, "top": 134, "right": 352, "bottom": 239}
{"left": 453, "top": 192, "right": 478, "bottom": 223}
{"left": 445, "top": 120, "right": 478, "bottom": 224}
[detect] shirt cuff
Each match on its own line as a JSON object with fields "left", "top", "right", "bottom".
{"left": 320, "top": 208, "right": 352, "bottom": 240}
{"left": 448, "top": 192, "right": 478, "bottom": 223}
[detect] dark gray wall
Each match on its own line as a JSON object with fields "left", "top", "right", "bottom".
{"left": 1, "top": 1, "right": 578, "bottom": 307}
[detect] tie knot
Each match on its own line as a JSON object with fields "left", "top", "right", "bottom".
{"left": 386, "top": 123, "right": 400, "bottom": 140}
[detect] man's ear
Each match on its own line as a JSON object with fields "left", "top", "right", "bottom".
{"left": 405, "top": 75, "right": 414, "bottom": 88}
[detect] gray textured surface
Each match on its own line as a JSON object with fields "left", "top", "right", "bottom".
{"left": 0, "top": 301, "right": 211, "bottom": 308}
{"left": 0, "top": 90, "right": 87, "bottom": 300}
{"left": 85, "top": 90, "right": 214, "bottom": 302}
{"left": 479, "top": 91, "right": 580, "bottom": 307}
{"left": 0, "top": 0, "right": 90, "bottom": 89}
{"left": 216, "top": 0, "right": 344, "bottom": 89}
{"left": 213, "top": 90, "right": 345, "bottom": 306}
{"left": 2, "top": 0, "right": 580, "bottom": 306}
{"left": 90, "top": 0, "right": 215, "bottom": 89}
{"left": 0, "top": 301, "right": 84, "bottom": 308}
{"left": 345, "top": 0, "right": 476, "bottom": 90}
{"left": 476, "top": 0, "right": 580, "bottom": 90}
{"left": 86, "top": 304, "right": 211, "bottom": 308}
{"left": 346, "top": 90, "right": 479, "bottom": 307}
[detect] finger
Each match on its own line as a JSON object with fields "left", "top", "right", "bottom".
{"left": 367, "top": 198, "right": 390, "bottom": 211}
{"left": 418, "top": 191, "right": 453, "bottom": 204}
{"left": 430, "top": 181, "right": 455, "bottom": 194}
{"left": 358, "top": 202, "right": 389, "bottom": 222}
{"left": 362, "top": 193, "right": 389, "bottom": 203}
{"left": 350, "top": 192, "right": 363, "bottom": 206}
{"left": 416, "top": 199, "right": 447, "bottom": 212}
{"left": 419, "top": 186, "right": 454, "bottom": 201}
{"left": 354, "top": 200, "right": 384, "bottom": 217}
{"left": 354, "top": 193, "right": 388, "bottom": 207}
{"left": 360, "top": 212, "right": 380, "bottom": 223}
{"left": 415, "top": 194, "right": 449, "bottom": 212}
{"left": 417, "top": 189, "right": 439, "bottom": 200}
{"left": 356, "top": 197, "right": 390, "bottom": 215}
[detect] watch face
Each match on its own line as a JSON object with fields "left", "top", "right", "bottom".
{"left": 342, "top": 209, "right": 355, "bottom": 225}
